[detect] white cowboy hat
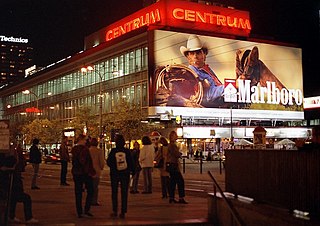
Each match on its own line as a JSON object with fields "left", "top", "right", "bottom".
{"left": 180, "top": 35, "right": 208, "bottom": 56}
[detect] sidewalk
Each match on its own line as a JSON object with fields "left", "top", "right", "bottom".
{"left": 10, "top": 166, "right": 214, "bottom": 226}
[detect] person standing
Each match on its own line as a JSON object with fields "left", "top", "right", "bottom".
{"left": 107, "top": 134, "right": 134, "bottom": 219}
{"left": 139, "top": 136, "right": 154, "bottom": 194}
{"left": 130, "top": 141, "right": 141, "bottom": 194}
{"left": 7, "top": 152, "right": 39, "bottom": 224}
{"left": 71, "top": 134, "right": 95, "bottom": 218}
{"left": 167, "top": 131, "right": 188, "bottom": 204}
{"left": 157, "top": 136, "right": 170, "bottom": 198}
{"left": 29, "top": 138, "right": 41, "bottom": 190}
{"left": 89, "top": 138, "right": 105, "bottom": 206}
{"left": 59, "top": 136, "right": 70, "bottom": 186}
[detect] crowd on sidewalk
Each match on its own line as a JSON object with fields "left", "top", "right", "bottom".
{"left": 1, "top": 130, "right": 189, "bottom": 224}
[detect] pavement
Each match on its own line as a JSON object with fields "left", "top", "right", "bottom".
{"left": 8, "top": 160, "right": 222, "bottom": 226}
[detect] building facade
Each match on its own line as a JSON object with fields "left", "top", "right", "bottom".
{"left": 0, "top": 0, "right": 310, "bottom": 147}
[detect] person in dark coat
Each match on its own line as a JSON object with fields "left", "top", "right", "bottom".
{"left": 59, "top": 136, "right": 70, "bottom": 186}
{"left": 29, "top": 138, "right": 41, "bottom": 189}
{"left": 107, "top": 134, "right": 135, "bottom": 219}
{"left": 71, "top": 134, "right": 96, "bottom": 218}
{"left": 130, "top": 141, "right": 141, "bottom": 194}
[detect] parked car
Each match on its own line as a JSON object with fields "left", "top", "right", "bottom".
{"left": 43, "top": 153, "right": 61, "bottom": 164}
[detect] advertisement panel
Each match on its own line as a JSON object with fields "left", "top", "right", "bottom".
{"left": 151, "top": 30, "right": 304, "bottom": 120}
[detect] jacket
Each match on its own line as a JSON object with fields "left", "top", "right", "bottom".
{"left": 107, "top": 147, "right": 134, "bottom": 175}
{"left": 89, "top": 146, "right": 105, "bottom": 178}
{"left": 139, "top": 144, "right": 155, "bottom": 168}
{"left": 29, "top": 144, "right": 42, "bottom": 164}
{"left": 71, "top": 144, "right": 96, "bottom": 177}
{"left": 59, "top": 143, "right": 70, "bottom": 161}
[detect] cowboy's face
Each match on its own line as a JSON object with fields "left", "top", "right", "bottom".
{"left": 186, "top": 49, "right": 206, "bottom": 68}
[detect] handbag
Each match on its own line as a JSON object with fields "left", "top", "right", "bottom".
{"left": 165, "top": 162, "right": 178, "bottom": 173}
{"left": 154, "top": 158, "right": 164, "bottom": 168}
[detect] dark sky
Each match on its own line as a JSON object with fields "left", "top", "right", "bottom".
{"left": 0, "top": 0, "right": 319, "bottom": 95}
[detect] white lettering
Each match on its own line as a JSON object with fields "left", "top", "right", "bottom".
{"left": 0, "top": 35, "right": 28, "bottom": 43}
{"left": 236, "top": 79, "right": 303, "bottom": 106}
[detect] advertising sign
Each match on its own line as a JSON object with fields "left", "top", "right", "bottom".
{"left": 151, "top": 30, "right": 304, "bottom": 120}
{"left": 0, "top": 120, "right": 10, "bottom": 153}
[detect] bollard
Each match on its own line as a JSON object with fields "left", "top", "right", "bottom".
{"left": 200, "top": 157, "right": 203, "bottom": 174}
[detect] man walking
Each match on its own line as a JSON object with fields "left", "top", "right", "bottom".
{"left": 59, "top": 136, "right": 70, "bottom": 186}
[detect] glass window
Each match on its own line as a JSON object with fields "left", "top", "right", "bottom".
{"left": 135, "top": 48, "right": 142, "bottom": 72}
{"left": 142, "top": 46, "right": 148, "bottom": 70}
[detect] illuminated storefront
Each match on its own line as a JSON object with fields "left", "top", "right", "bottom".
{"left": 0, "top": 0, "right": 308, "bottom": 142}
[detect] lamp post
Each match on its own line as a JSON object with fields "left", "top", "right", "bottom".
{"left": 22, "top": 90, "right": 52, "bottom": 116}
{"left": 22, "top": 89, "right": 39, "bottom": 116}
{"left": 81, "top": 65, "right": 104, "bottom": 147}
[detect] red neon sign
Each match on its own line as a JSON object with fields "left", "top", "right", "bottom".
{"left": 25, "top": 107, "right": 41, "bottom": 113}
{"left": 102, "top": 0, "right": 251, "bottom": 43}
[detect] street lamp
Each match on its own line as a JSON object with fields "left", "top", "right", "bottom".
{"left": 22, "top": 90, "right": 52, "bottom": 116}
{"left": 22, "top": 89, "right": 39, "bottom": 115}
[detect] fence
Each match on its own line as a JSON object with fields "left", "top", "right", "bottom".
{"left": 225, "top": 148, "right": 320, "bottom": 215}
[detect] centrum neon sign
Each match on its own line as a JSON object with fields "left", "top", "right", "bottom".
{"left": 106, "top": 9, "right": 161, "bottom": 41}
{"left": 172, "top": 8, "right": 251, "bottom": 30}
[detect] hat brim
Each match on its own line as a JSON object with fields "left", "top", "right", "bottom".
{"left": 180, "top": 46, "right": 208, "bottom": 56}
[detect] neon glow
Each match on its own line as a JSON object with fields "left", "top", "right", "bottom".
{"left": 106, "top": 9, "right": 161, "bottom": 41}
{"left": 172, "top": 8, "right": 251, "bottom": 30}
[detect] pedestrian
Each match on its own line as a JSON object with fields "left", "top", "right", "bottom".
{"left": 59, "top": 136, "right": 70, "bottom": 186}
{"left": 107, "top": 134, "right": 135, "bottom": 219}
{"left": 29, "top": 138, "right": 41, "bottom": 190}
{"left": 89, "top": 137, "right": 105, "bottom": 206}
{"left": 158, "top": 136, "right": 170, "bottom": 198}
{"left": 139, "top": 135, "right": 154, "bottom": 194}
{"left": 167, "top": 131, "right": 188, "bottom": 204}
{"left": 130, "top": 141, "right": 141, "bottom": 194}
{"left": 1, "top": 150, "right": 39, "bottom": 224}
{"left": 71, "top": 134, "right": 96, "bottom": 218}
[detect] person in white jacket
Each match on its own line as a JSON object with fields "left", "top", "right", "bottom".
{"left": 139, "top": 136, "right": 154, "bottom": 194}
{"left": 89, "top": 138, "right": 105, "bottom": 205}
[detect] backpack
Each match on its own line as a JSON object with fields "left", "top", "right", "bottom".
{"left": 115, "top": 151, "right": 127, "bottom": 171}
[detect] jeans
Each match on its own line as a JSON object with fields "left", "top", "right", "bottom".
{"left": 131, "top": 170, "right": 140, "bottom": 192}
{"left": 161, "top": 176, "right": 170, "bottom": 197}
{"left": 60, "top": 160, "right": 68, "bottom": 184}
{"left": 31, "top": 163, "right": 39, "bottom": 188}
{"left": 110, "top": 172, "right": 130, "bottom": 214}
{"left": 73, "top": 175, "right": 93, "bottom": 216}
{"left": 9, "top": 192, "right": 33, "bottom": 221}
{"left": 169, "top": 170, "right": 185, "bottom": 199}
{"left": 142, "top": 167, "right": 152, "bottom": 193}
{"left": 92, "top": 177, "right": 100, "bottom": 204}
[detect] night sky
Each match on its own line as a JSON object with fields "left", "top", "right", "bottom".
{"left": 0, "top": 0, "right": 319, "bottom": 95}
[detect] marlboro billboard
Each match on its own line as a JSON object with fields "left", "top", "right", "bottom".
{"left": 149, "top": 30, "right": 304, "bottom": 120}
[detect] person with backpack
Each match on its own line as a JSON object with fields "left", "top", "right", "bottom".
{"left": 107, "top": 134, "right": 134, "bottom": 219}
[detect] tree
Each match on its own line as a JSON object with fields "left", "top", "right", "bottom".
{"left": 103, "top": 100, "right": 148, "bottom": 143}
{"left": 22, "top": 118, "right": 55, "bottom": 145}
{"left": 68, "top": 105, "right": 98, "bottom": 138}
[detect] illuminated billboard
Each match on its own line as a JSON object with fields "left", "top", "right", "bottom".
{"left": 150, "top": 30, "right": 304, "bottom": 120}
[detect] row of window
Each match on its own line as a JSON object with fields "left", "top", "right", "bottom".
{"left": 4, "top": 45, "right": 148, "bottom": 112}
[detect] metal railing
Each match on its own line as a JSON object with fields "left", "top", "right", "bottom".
{"left": 208, "top": 171, "right": 246, "bottom": 226}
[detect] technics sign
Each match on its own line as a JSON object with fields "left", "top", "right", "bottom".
{"left": 0, "top": 35, "right": 28, "bottom": 43}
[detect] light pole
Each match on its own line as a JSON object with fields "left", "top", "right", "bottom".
{"left": 81, "top": 65, "right": 104, "bottom": 147}
{"left": 22, "top": 89, "right": 39, "bottom": 116}
{"left": 22, "top": 90, "right": 52, "bottom": 116}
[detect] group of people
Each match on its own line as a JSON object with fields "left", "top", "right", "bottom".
{"left": 72, "top": 130, "right": 188, "bottom": 220}
{"left": 2, "top": 130, "right": 187, "bottom": 222}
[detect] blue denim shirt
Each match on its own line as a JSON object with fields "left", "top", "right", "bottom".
{"left": 189, "top": 65, "right": 224, "bottom": 102}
